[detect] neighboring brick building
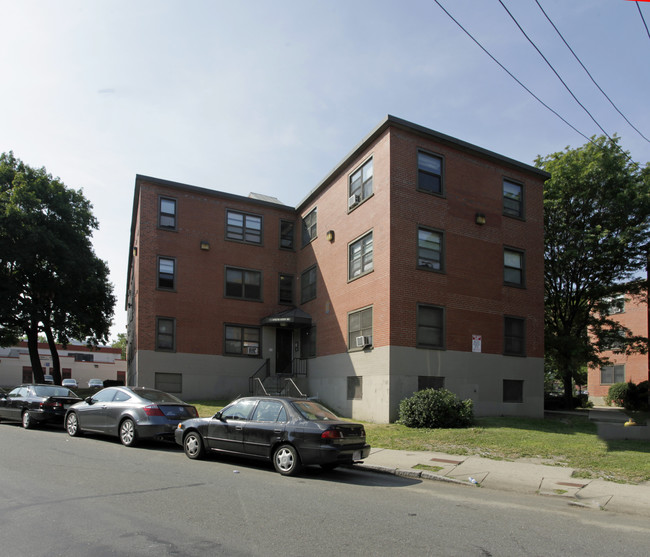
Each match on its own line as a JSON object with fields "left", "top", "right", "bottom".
{"left": 126, "top": 116, "right": 548, "bottom": 422}
{"left": 588, "top": 292, "right": 649, "bottom": 406}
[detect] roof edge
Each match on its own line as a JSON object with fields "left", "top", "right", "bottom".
{"left": 296, "top": 115, "right": 550, "bottom": 211}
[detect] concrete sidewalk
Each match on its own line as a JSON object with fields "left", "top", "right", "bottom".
{"left": 355, "top": 447, "right": 650, "bottom": 518}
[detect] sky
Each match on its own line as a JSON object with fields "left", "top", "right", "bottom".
{"left": 1, "top": 0, "right": 649, "bottom": 342}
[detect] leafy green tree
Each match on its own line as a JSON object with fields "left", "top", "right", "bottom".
{"left": 536, "top": 136, "right": 650, "bottom": 407}
{"left": 0, "top": 152, "right": 116, "bottom": 384}
{"left": 112, "top": 332, "right": 127, "bottom": 359}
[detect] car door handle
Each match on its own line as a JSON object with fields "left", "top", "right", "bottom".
{"left": 235, "top": 426, "right": 243, "bottom": 431}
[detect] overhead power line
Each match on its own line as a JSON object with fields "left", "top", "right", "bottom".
{"left": 497, "top": 0, "right": 613, "bottom": 143}
{"left": 636, "top": 1, "right": 650, "bottom": 41}
{"left": 431, "top": 0, "right": 594, "bottom": 146}
{"left": 534, "top": 0, "right": 650, "bottom": 144}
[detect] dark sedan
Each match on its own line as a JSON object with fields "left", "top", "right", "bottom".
{"left": 65, "top": 386, "right": 198, "bottom": 446}
{"left": 0, "top": 384, "right": 82, "bottom": 429}
{"left": 175, "top": 396, "right": 371, "bottom": 476}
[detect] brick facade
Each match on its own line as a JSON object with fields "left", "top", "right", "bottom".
{"left": 588, "top": 292, "right": 649, "bottom": 405}
{"left": 127, "top": 116, "right": 548, "bottom": 422}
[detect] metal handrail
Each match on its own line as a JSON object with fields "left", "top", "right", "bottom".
{"left": 282, "top": 378, "right": 306, "bottom": 398}
{"left": 292, "top": 358, "right": 308, "bottom": 376}
{"left": 248, "top": 359, "right": 270, "bottom": 394}
{"left": 251, "top": 377, "right": 269, "bottom": 396}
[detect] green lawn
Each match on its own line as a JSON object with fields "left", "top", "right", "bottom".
{"left": 188, "top": 401, "right": 650, "bottom": 484}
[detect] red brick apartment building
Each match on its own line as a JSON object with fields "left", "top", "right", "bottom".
{"left": 126, "top": 116, "right": 548, "bottom": 422}
{"left": 588, "top": 292, "right": 649, "bottom": 406}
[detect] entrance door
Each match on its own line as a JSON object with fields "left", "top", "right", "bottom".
{"left": 275, "top": 328, "right": 293, "bottom": 374}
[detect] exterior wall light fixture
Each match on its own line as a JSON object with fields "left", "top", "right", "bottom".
{"left": 475, "top": 213, "right": 486, "bottom": 226}
{"left": 326, "top": 230, "right": 335, "bottom": 242}
{"left": 200, "top": 240, "right": 210, "bottom": 251}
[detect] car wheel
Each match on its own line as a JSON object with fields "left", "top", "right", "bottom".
{"left": 66, "top": 413, "right": 82, "bottom": 437}
{"left": 183, "top": 431, "right": 204, "bottom": 460}
{"left": 273, "top": 444, "right": 302, "bottom": 476}
{"left": 119, "top": 418, "right": 138, "bottom": 447}
{"left": 22, "top": 411, "right": 34, "bottom": 429}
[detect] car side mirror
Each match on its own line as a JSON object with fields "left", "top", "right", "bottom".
{"left": 85, "top": 396, "right": 94, "bottom": 405}
{"left": 214, "top": 411, "right": 223, "bottom": 420}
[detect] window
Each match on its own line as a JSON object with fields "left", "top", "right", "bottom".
{"left": 602, "top": 329, "right": 626, "bottom": 352}
{"left": 280, "top": 220, "right": 295, "bottom": 250}
{"left": 279, "top": 273, "right": 294, "bottom": 305}
{"left": 300, "top": 266, "right": 317, "bottom": 303}
{"left": 349, "top": 158, "right": 373, "bottom": 207}
{"left": 158, "top": 257, "right": 175, "bottom": 290}
{"left": 156, "top": 317, "right": 175, "bottom": 351}
{"left": 348, "top": 307, "right": 372, "bottom": 350}
{"left": 252, "top": 400, "right": 287, "bottom": 422}
{"left": 226, "top": 210, "right": 262, "bottom": 244}
{"left": 222, "top": 398, "right": 257, "bottom": 420}
{"left": 70, "top": 353, "right": 94, "bottom": 362}
{"left": 114, "top": 391, "right": 132, "bottom": 402}
{"left": 602, "top": 294, "right": 625, "bottom": 315}
{"left": 225, "top": 267, "right": 262, "bottom": 301}
{"left": 503, "top": 179, "right": 523, "bottom": 218}
{"left": 601, "top": 364, "right": 625, "bottom": 385}
{"left": 349, "top": 232, "right": 373, "bottom": 279}
{"left": 302, "top": 208, "right": 317, "bottom": 247}
{"left": 91, "top": 389, "right": 118, "bottom": 403}
{"left": 300, "top": 326, "right": 316, "bottom": 359}
{"left": 225, "top": 325, "right": 261, "bottom": 356}
{"left": 417, "top": 304, "right": 445, "bottom": 349}
{"left": 154, "top": 373, "right": 182, "bottom": 394}
{"left": 418, "top": 376, "right": 445, "bottom": 391}
{"left": 504, "top": 248, "right": 525, "bottom": 287}
{"left": 504, "top": 316, "right": 525, "bottom": 356}
{"left": 159, "top": 197, "right": 177, "bottom": 229}
{"left": 503, "top": 380, "right": 524, "bottom": 403}
{"left": 417, "top": 151, "right": 443, "bottom": 195}
{"left": 418, "top": 227, "right": 444, "bottom": 271}
{"left": 347, "top": 376, "right": 363, "bottom": 400}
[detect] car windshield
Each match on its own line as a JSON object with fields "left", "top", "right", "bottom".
{"left": 292, "top": 400, "right": 339, "bottom": 421}
{"left": 135, "top": 389, "right": 185, "bottom": 404}
{"left": 33, "top": 386, "right": 75, "bottom": 397}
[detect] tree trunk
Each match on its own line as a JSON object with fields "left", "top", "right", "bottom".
{"left": 559, "top": 363, "right": 574, "bottom": 409}
{"left": 26, "top": 320, "right": 44, "bottom": 383}
{"left": 43, "top": 323, "right": 62, "bottom": 385}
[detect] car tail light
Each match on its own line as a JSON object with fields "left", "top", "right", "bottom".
{"left": 189, "top": 406, "right": 199, "bottom": 418}
{"left": 143, "top": 404, "right": 165, "bottom": 417}
{"left": 41, "top": 401, "right": 62, "bottom": 408}
{"left": 321, "top": 429, "right": 343, "bottom": 439}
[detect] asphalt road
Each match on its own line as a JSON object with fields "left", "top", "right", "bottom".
{"left": 1, "top": 422, "right": 649, "bottom": 557}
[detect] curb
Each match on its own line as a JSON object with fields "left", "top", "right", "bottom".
{"left": 355, "top": 463, "right": 475, "bottom": 487}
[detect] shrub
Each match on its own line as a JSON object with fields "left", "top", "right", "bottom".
{"left": 398, "top": 388, "right": 473, "bottom": 429}
{"left": 605, "top": 381, "right": 649, "bottom": 412}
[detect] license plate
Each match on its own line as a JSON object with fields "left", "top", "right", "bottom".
{"left": 63, "top": 405, "right": 70, "bottom": 410}
{"left": 353, "top": 450, "right": 361, "bottom": 460}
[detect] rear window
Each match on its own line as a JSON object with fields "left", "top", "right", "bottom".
{"left": 33, "top": 386, "right": 75, "bottom": 397}
{"left": 135, "top": 389, "right": 185, "bottom": 404}
{"left": 292, "top": 400, "right": 339, "bottom": 421}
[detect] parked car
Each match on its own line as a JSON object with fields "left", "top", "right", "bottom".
{"left": 43, "top": 374, "right": 54, "bottom": 384}
{"left": 175, "top": 396, "right": 371, "bottom": 476}
{"left": 0, "top": 384, "right": 82, "bottom": 429}
{"left": 62, "top": 379, "right": 78, "bottom": 389}
{"left": 88, "top": 379, "right": 104, "bottom": 388}
{"left": 65, "top": 386, "right": 199, "bottom": 446}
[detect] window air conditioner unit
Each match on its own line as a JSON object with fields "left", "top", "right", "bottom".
{"left": 245, "top": 346, "right": 259, "bottom": 355}
{"left": 348, "top": 194, "right": 360, "bottom": 209}
{"left": 356, "top": 336, "right": 370, "bottom": 348}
